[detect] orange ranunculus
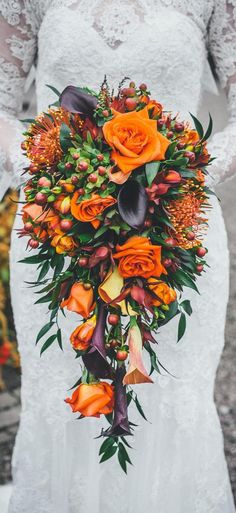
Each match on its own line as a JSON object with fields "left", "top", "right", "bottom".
{"left": 103, "top": 107, "right": 170, "bottom": 177}
{"left": 113, "top": 236, "right": 167, "bottom": 279}
{"left": 70, "top": 314, "right": 96, "bottom": 351}
{"left": 180, "top": 129, "right": 199, "bottom": 146}
{"left": 51, "top": 234, "right": 77, "bottom": 254}
{"left": 71, "top": 192, "right": 117, "bottom": 229}
{"left": 147, "top": 100, "right": 163, "bottom": 118}
{"left": 61, "top": 282, "right": 94, "bottom": 318}
{"left": 148, "top": 279, "right": 177, "bottom": 306}
{"left": 65, "top": 382, "right": 114, "bottom": 417}
{"left": 54, "top": 194, "right": 71, "bottom": 214}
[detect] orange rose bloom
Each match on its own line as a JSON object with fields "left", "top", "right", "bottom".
{"left": 70, "top": 314, "right": 96, "bottom": 351}
{"left": 148, "top": 279, "right": 177, "bottom": 306}
{"left": 71, "top": 192, "right": 117, "bottom": 229}
{"left": 65, "top": 382, "right": 114, "bottom": 417}
{"left": 51, "top": 234, "right": 77, "bottom": 254}
{"left": 103, "top": 106, "right": 170, "bottom": 175}
{"left": 61, "top": 282, "right": 94, "bottom": 318}
{"left": 113, "top": 236, "right": 167, "bottom": 279}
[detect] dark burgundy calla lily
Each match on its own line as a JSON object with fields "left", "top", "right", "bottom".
{"left": 103, "top": 365, "right": 132, "bottom": 437}
{"left": 82, "top": 301, "right": 113, "bottom": 379}
{"left": 118, "top": 179, "right": 148, "bottom": 230}
{"left": 60, "top": 85, "right": 98, "bottom": 117}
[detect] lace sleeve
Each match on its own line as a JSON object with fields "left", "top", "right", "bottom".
{"left": 0, "top": 1, "right": 38, "bottom": 200}
{"left": 207, "top": 0, "right": 236, "bottom": 186}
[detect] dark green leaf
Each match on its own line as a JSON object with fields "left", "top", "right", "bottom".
{"left": 135, "top": 396, "right": 148, "bottom": 421}
{"left": 40, "top": 333, "right": 57, "bottom": 355}
{"left": 202, "top": 113, "right": 213, "bottom": 142}
{"left": 99, "top": 437, "right": 115, "bottom": 455}
{"left": 100, "top": 444, "right": 117, "bottom": 463}
{"left": 119, "top": 442, "right": 132, "bottom": 465}
{"left": 180, "top": 299, "right": 193, "bottom": 316}
{"left": 189, "top": 113, "right": 204, "bottom": 139}
{"left": 57, "top": 328, "right": 63, "bottom": 350}
{"left": 177, "top": 313, "right": 186, "bottom": 342}
{"left": 145, "top": 161, "right": 161, "bottom": 186}
{"left": 36, "top": 322, "right": 54, "bottom": 344}
{"left": 38, "top": 260, "right": 50, "bottom": 281}
{"left": 19, "top": 254, "right": 48, "bottom": 264}
{"left": 45, "top": 84, "right": 61, "bottom": 97}
{"left": 60, "top": 123, "right": 71, "bottom": 152}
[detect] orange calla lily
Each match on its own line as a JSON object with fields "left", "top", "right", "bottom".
{"left": 61, "top": 282, "right": 94, "bottom": 318}
{"left": 98, "top": 266, "right": 136, "bottom": 316}
{"left": 70, "top": 314, "right": 96, "bottom": 350}
{"left": 123, "top": 318, "right": 153, "bottom": 385}
{"left": 65, "top": 382, "right": 114, "bottom": 417}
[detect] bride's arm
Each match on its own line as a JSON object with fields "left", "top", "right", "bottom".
{"left": 207, "top": 0, "right": 236, "bottom": 186}
{"left": 0, "top": 2, "right": 38, "bottom": 199}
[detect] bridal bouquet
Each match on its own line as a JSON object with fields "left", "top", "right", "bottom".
{"left": 19, "top": 78, "right": 213, "bottom": 471}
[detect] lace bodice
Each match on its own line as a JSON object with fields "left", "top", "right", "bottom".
{"left": 0, "top": 0, "right": 236, "bottom": 197}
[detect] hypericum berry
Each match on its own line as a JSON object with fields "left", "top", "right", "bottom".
{"left": 78, "top": 256, "right": 89, "bottom": 267}
{"left": 162, "top": 257, "right": 172, "bottom": 267}
{"left": 102, "top": 109, "right": 109, "bottom": 117}
{"left": 35, "top": 192, "right": 47, "bottom": 205}
{"left": 110, "top": 339, "right": 119, "bottom": 348}
{"left": 95, "top": 246, "right": 109, "bottom": 259}
{"left": 167, "top": 131, "right": 174, "bottom": 139}
{"left": 72, "top": 152, "right": 80, "bottom": 160}
{"left": 126, "top": 87, "right": 136, "bottom": 97}
{"left": 148, "top": 206, "right": 155, "bottom": 214}
{"left": 24, "top": 222, "right": 33, "bottom": 232}
{"left": 97, "top": 154, "right": 104, "bottom": 162}
{"left": 65, "top": 162, "right": 73, "bottom": 170}
{"left": 88, "top": 173, "right": 98, "bottom": 183}
{"left": 186, "top": 231, "right": 195, "bottom": 241}
{"left": 98, "top": 166, "right": 106, "bottom": 176}
{"left": 144, "top": 218, "right": 152, "bottom": 228}
{"left": 165, "top": 237, "right": 176, "bottom": 246}
{"left": 77, "top": 187, "right": 85, "bottom": 196}
{"left": 83, "top": 282, "right": 92, "bottom": 290}
{"left": 116, "top": 350, "right": 128, "bottom": 361}
{"left": 125, "top": 98, "right": 137, "bottom": 111}
{"left": 71, "top": 175, "right": 79, "bottom": 185}
{"left": 157, "top": 119, "right": 165, "bottom": 129}
{"left": 78, "top": 161, "right": 89, "bottom": 171}
{"left": 60, "top": 219, "right": 73, "bottom": 232}
{"left": 28, "top": 239, "right": 39, "bottom": 249}
{"left": 38, "top": 176, "right": 51, "bottom": 188}
{"left": 108, "top": 313, "right": 119, "bottom": 326}
{"left": 139, "top": 83, "right": 147, "bottom": 91}
{"left": 101, "top": 184, "right": 107, "bottom": 191}
{"left": 196, "top": 247, "right": 207, "bottom": 257}
{"left": 177, "top": 142, "right": 185, "bottom": 150}
{"left": 174, "top": 122, "right": 184, "bottom": 132}
{"left": 196, "top": 264, "right": 204, "bottom": 273}
{"left": 29, "top": 164, "right": 38, "bottom": 174}
{"left": 184, "top": 151, "right": 195, "bottom": 163}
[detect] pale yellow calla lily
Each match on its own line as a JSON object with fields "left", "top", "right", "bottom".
{"left": 98, "top": 266, "right": 136, "bottom": 316}
{"left": 123, "top": 320, "right": 153, "bottom": 385}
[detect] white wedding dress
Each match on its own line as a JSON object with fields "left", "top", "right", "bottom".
{"left": 0, "top": 1, "right": 236, "bottom": 512}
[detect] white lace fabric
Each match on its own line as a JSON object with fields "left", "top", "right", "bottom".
{"left": 0, "top": 1, "right": 236, "bottom": 513}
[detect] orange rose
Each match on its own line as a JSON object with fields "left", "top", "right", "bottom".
{"left": 70, "top": 314, "right": 96, "bottom": 351}
{"left": 61, "top": 282, "right": 94, "bottom": 318}
{"left": 148, "top": 279, "right": 177, "bottom": 306}
{"left": 65, "top": 382, "right": 114, "bottom": 417}
{"left": 103, "top": 107, "right": 169, "bottom": 177}
{"left": 51, "top": 234, "right": 77, "bottom": 254}
{"left": 113, "top": 236, "right": 167, "bottom": 279}
{"left": 71, "top": 192, "right": 117, "bottom": 229}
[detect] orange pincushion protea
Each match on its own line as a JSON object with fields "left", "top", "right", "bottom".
{"left": 166, "top": 185, "right": 208, "bottom": 249}
{"left": 25, "top": 108, "right": 83, "bottom": 168}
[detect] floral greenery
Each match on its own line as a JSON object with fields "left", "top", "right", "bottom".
{"left": 19, "top": 78, "right": 213, "bottom": 470}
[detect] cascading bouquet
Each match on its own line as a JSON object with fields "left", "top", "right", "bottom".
{"left": 19, "top": 78, "right": 213, "bottom": 472}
